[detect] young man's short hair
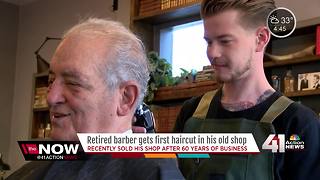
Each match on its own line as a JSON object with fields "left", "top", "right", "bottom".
{"left": 201, "top": 0, "right": 276, "bottom": 29}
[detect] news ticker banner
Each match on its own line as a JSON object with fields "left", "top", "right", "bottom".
{"left": 77, "top": 133, "right": 259, "bottom": 158}
{"left": 18, "top": 133, "right": 304, "bottom": 160}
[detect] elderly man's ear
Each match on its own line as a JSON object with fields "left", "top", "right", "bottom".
{"left": 117, "top": 81, "right": 139, "bottom": 116}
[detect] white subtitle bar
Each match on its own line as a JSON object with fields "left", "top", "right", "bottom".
{"left": 77, "top": 133, "right": 260, "bottom": 154}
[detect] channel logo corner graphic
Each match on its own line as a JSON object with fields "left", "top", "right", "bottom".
{"left": 262, "top": 134, "right": 305, "bottom": 153}
{"left": 18, "top": 141, "right": 86, "bottom": 161}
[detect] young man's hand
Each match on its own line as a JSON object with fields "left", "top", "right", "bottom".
{"left": 132, "top": 116, "right": 146, "bottom": 133}
{"left": 132, "top": 126, "right": 147, "bottom": 133}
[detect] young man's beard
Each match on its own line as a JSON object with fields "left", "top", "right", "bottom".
{"left": 214, "top": 58, "right": 251, "bottom": 83}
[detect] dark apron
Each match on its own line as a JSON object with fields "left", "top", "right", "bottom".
{"left": 180, "top": 90, "right": 293, "bottom": 180}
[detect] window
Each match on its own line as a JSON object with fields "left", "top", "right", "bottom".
{"left": 159, "top": 20, "right": 210, "bottom": 77}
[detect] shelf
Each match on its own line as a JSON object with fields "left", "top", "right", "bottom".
{"left": 133, "top": 2, "right": 201, "bottom": 24}
{"left": 153, "top": 80, "right": 219, "bottom": 102}
{"left": 264, "top": 55, "right": 320, "bottom": 68}
{"left": 34, "top": 71, "right": 49, "bottom": 78}
{"left": 31, "top": 71, "right": 50, "bottom": 139}
{"left": 284, "top": 89, "right": 320, "bottom": 97}
{"left": 29, "top": 137, "right": 52, "bottom": 141}
{"left": 33, "top": 106, "right": 49, "bottom": 112}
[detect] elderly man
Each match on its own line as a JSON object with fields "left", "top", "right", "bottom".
{"left": 8, "top": 18, "right": 184, "bottom": 180}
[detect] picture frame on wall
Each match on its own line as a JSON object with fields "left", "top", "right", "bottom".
{"left": 298, "top": 72, "right": 320, "bottom": 91}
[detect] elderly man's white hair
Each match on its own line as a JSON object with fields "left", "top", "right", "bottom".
{"left": 63, "top": 18, "right": 150, "bottom": 108}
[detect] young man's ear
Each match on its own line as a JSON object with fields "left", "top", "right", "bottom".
{"left": 255, "top": 27, "right": 270, "bottom": 52}
{"left": 117, "top": 81, "right": 139, "bottom": 116}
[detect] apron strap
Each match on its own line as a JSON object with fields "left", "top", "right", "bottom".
{"left": 192, "top": 90, "right": 218, "bottom": 119}
{"left": 260, "top": 96, "right": 294, "bottom": 123}
{"left": 192, "top": 90, "right": 293, "bottom": 123}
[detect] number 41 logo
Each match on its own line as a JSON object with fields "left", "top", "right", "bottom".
{"left": 262, "top": 134, "right": 285, "bottom": 153}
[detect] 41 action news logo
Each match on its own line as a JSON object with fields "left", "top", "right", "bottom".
{"left": 18, "top": 141, "right": 86, "bottom": 160}
{"left": 262, "top": 134, "right": 304, "bottom": 153}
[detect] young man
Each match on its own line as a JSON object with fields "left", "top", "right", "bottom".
{"left": 174, "top": 0, "right": 320, "bottom": 180}
{"left": 8, "top": 18, "right": 184, "bottom": 180}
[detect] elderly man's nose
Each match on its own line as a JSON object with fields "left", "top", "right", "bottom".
{"left": 47, "top": 81, "right": 65, "bottom": 106}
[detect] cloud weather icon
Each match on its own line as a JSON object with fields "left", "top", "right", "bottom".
{"left": 269, "top": 15, "right": 279, "bottom": 24}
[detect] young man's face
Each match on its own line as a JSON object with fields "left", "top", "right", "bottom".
{"left": 47, "top": 35, "right": 119, "bottom": 140}
{"left": 203, "top": 9, "right": 257, "bottom": 83}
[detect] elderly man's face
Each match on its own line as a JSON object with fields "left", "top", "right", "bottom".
{"left": 47, "top": 35, "right": 118, "bottom": 140}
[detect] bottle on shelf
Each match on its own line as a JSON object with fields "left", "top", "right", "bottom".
{"left": 44, "top": 123, "right": 51, "bottom": 138}
{"left": 38, "top": 123, "right": 45, "bottom": 138}
{"left": 271, "top": 75, "right": 281, "bottom": 92}
{"left": 284, "top": 70, "right": 295, "bottom": 93}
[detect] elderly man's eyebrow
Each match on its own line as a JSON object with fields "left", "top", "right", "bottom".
{"left": 61, "top": 70, "right": 87, "bottom": 80}
{"left": 61, "top": 69, "right": 94, "bottom": 90}
{"left": 48, "top": 69, "right": 93, "bottom": 89}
